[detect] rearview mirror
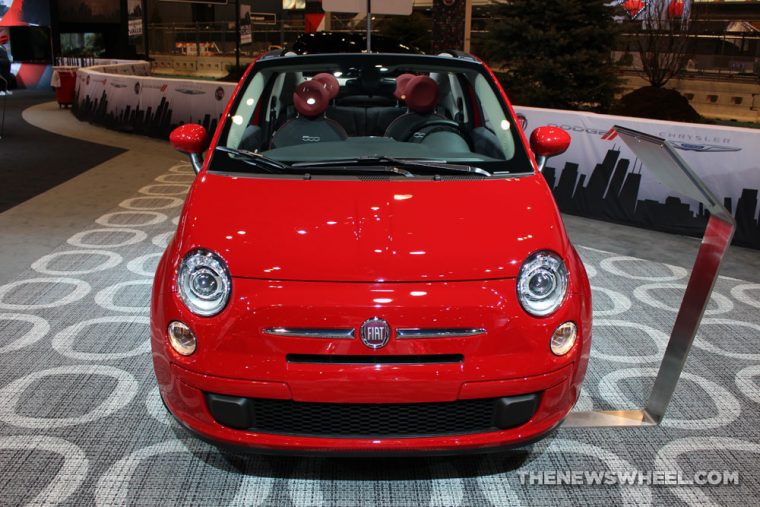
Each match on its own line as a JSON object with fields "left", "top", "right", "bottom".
{"left": 529, "top": 126, "right": 571, "bottom": 172}
{"left": 170, "top": 124, "right": 209, "bottom": 174}
{"left": 516, "top": 113, "right": 528, "bottom": 131}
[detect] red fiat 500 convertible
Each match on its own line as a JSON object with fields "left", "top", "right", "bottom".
{"left": 152, "top": 50, "right": 592, "bottom": 455}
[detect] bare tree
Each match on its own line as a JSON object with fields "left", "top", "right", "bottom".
{"left": 628, "top": 0, "right": 700, "bottom": 88}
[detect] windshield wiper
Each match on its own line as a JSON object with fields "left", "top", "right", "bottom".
{"left": 215, "top": 147, "right": 414, "bottom": 178}
{"left": 293, "top": 155, "right": 492, "bottom": 177}
{"left": 216, "top": 146, "right": 292, "bottom": 172}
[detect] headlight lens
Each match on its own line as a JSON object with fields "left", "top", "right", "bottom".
{"left": 517, "top": 250, "right": 568, "bottom": 317}
{"left": 177, "top": 249, "right": 231, "bottom": 316}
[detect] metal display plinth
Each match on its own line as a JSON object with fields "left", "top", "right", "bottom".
{"left": 564, "top": 126, "right": 736, "bottom": 428}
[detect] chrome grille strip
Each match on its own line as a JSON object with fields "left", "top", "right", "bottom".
{"left": 395, "top": 328, "right": 486, "bottom": 339}
{"left": 263, "top": 328, "right": 355, "bottom": 339}
{"left": 286, "top": 354, "right": 464, "bottom": 364}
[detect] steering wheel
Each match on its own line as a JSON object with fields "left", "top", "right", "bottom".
{"left": 403, "top": 119, "right": 472, "bottom": 148}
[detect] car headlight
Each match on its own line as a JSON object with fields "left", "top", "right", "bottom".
{"left": 516, "top": 250, "right": 568, "bottom": 317}
{"left": 177, "top": 249, "right": 231, "bottom": 316}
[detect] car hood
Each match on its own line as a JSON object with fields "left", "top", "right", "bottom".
{"left": 176, "top": 172, "right": 569, "bottom": 282}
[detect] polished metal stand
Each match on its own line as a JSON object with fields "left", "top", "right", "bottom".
{"left": 564, "top": 125, "right": 736, "bottom": 428}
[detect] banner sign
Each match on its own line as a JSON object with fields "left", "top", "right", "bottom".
{"left": 251, "top": 12, "right": 277, "bottom": 25}
{"left": 611, "top": 0, "right": 692, "bottom": 26}
{"left": 0, "top": 0, "right": 50, "bottom": 26}
{"left": 322, "top": 0, "right": 412, "bottom": 15}
{"left": 240, "top": 4, "right": 252, "bottom": 45}
{"left": 73, "top": 61, "right": 235, "bottom": 140}
{"left": 128, "top": 0, "right": 144, "bottom": 38}
{"left": 0, "top": 0, "right": 51, "bottom": 26}
{"left": 161, "top": 0, "right": 228, "bottom": 4}
{"left": 515, "top": 106, "right": 760, "bottom": 249}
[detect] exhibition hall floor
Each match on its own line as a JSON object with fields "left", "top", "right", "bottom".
{"left": 0, "top": 94, "right": 759, "bottom": 505}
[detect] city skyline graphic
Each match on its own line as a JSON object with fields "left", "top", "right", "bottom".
{"left": 73, "top": 88, "right": 220, "bottom": 140}
{"left": 543, "top": 148, "right": 760, "bottom": 249}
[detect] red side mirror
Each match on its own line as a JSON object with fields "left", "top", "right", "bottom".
{"left": 530, "top": 126, "right": 571, "bottom": 159}
{"left": 170, "top": 124, "right": 209, "bottom": 174}
{"left": 170, "top": 124, "right": 209, "bottom": 155}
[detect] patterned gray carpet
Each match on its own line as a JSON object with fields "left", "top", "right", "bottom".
{"left": 0, "top": 160, "right": 759, "bottom": 506}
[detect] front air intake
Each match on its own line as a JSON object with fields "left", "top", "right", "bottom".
{"left": 205, "top": 393, "right": 540, "bottom": 438}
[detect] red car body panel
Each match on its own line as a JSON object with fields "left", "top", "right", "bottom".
{"left": 155, "top": 360, "right": 577, "bottom": 454}
{"left": 152, "top": 53, "right": 592, "bottom": 455}
{"left": 174, "top": 173, "right": 569, "bottom": 282}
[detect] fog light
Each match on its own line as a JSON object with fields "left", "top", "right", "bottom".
{"left": 550, "top": 322, "right": 577, "bottom": 356}
{"left": 168, "top": 321, "right": 196, "bottom": 356}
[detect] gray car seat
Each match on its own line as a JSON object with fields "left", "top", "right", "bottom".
{"left": 384, "top": 76, "right": 445, "bottom": 141}
{"left": 270, "top": 79, "right": 348, "bottom": 149}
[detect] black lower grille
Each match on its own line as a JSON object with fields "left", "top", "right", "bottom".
{"left": 206, "top": 393, "right": 540, "bottom": 438}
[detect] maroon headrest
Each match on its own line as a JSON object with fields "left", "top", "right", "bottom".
{"left": 293, "top": 80, "right": 330, "bottom": 117}
{"left": 312, "top": 73, "right": 340, "bottom": 99}
{"left": 394, "top": 73, "right": 415, "bottom": 100}
{"left": 405, "top": 75, "right": 439, "bottom": 113}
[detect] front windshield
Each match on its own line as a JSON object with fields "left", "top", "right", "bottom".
{"left": 212, "top": 54, "right": 532, "bottom": 177}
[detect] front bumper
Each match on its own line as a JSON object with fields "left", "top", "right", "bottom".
{"left": 152, "top": 272, "right": 591, "bottom": 454}
{"left": 158, "top": 361, "right": 577, "bottom": 455}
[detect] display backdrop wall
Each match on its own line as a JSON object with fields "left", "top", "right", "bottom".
{"left": 72, "top": 62, "right": 760, "bottom": 249}
{"left": 515, "top": 106, "right": 760, "bottom": 249}
{"left": 73, "top": 61, "right": 235, "bottom": 139}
